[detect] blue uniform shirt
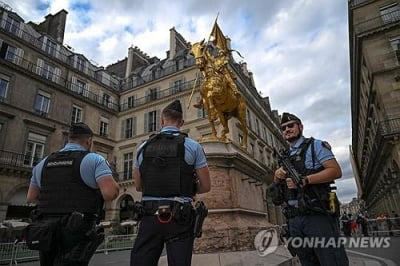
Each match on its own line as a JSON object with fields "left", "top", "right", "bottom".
{"left": 136, "top": 126, "right": 208, "bottom": 202}
{"left": 289, "top": 136, "right": 335, "bottom": 169}
{"left": 30, "top": 143, "right": 113, "bottom": 189}
{"left": 288, "top": 136, "right": 335, "bottom": 206}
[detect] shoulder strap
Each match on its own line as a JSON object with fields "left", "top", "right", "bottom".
{"left": 136, "top": 132, "right": 187, "bottom": 160}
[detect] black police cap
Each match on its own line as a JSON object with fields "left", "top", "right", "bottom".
{"left": 280, "top": 112, "right": 302, "bottom": 125}
{"left": 164, "top": 100, "right": 182, "bottom": 113}
{"left": 69, "top": 122, "right": 93, "bottom": 137}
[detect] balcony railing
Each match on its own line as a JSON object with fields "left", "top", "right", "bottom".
{"left": 0, "top": 52, "right": 119, "bottom": 112}
{"left": 120, "top": 58, "right": 196, "bottom": 91}
{"left": 354, "top": 9, "right": 400, "bottom": 35}
{"left": 363, "top": 117, "right": 400, "bottom": 182}
{"left": 348, "top": 0, "right": 370, "bottom": 8}
{"left": 0, "top": 14, "right": 119, "bottom": 90}
{"left": 119, "top": 78, "right": 200, "bottom": 111}
{"left": 0, "top": 150, "right": 34, "bottom": 169}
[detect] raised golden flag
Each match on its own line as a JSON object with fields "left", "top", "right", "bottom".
{"left": 210, "top": 21, "right": 228, "bottom": 52}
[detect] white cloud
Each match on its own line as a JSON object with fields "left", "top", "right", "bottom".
{"left": 4, "top": 0, "right": 357, "bottom": 203}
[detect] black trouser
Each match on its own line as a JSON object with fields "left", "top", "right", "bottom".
{"left": 39, "top": 217, "right": 96, "bottom": 266}
{"left": 130, "top": 215, "right": 194, "bottom": 266}
{"left": 288, "top": 214, "right": 349, "bottom": 266}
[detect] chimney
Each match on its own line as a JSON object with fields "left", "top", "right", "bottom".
{"left": 169, "top": 27, "right": 177, "bottom": 59}
{"left": 125, "top": 46, "right": 134, "bottom": 78}
{"left": 40, "top": 9, "right": 68, "bottom": 43}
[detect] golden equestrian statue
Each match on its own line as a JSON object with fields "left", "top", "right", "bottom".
{"left": 189, "top": 21, "right": 248, "bottom": 149}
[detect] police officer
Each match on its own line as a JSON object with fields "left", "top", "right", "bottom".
{"left": 130, "top": 100, "right": 210, "bottom": 266}
{"left": 26, "top": 122, "right": 120, "bottom": 266}
{"left": 273, "top": 112, "right": 349, "bottom": 266}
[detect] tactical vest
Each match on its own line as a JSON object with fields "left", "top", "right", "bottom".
{"left": 287, "top": 138, "right": 333, "bottom": 204}
{"left": 139, "top": 132, "right": 195, "bottom": 197}
{"left": 38, "top": 151, "right": 104, "bottom": 215}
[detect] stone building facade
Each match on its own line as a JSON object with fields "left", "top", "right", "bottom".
{"left": 349, "top": 0, "right": 400, "bottom": 217}
{"left": 0, "top": 3, "right": 286, "bottom": 244}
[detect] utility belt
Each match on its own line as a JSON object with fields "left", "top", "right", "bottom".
{"left": 283, "top": 206, "right": 319, "bottom": 219}
{"left": 132, "top": 200, "right": 208, "bottom": 239}
{"left": 142, "top": 200, "right": 194, "bottom": 225}
{"left": 283, "top": 191, "right": 340, "bottom": 219}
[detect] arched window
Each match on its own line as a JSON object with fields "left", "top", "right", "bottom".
{"left": 119, "top": 195, "right": 134, "bottom": 221}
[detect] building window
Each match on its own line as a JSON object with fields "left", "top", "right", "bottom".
{"left": 77, "top": 57, "right": 85, "bottom": 72}
{"left": 123, "top": 152, "right": 133, "bottom": 181}
{"left": 246, "top": 110, "right": 252, "bottom": 129}
{"left": 127, "top": 95, "right": 135, "bottom": 108}
{"left": 263, "top": 127, "right": 268, "bottom": 143}
{"left": 71, "top": 105, "right": 82, "bottom": 123}
{"left": 41, "top": 61, "right": 56, "bottom": 81}
{"left": 171, "top": 79, "right": 184, "bottom": 94}
{"left": 250, "top": 143, "right": 254, "bottom": 156}
{"left": 255, "top": 119, "right": 260, "bottom": 136}
{"left": 259, "top": 149, "right": 264, "bottom": 164}
{"left": 102, "top": 93, "right": 110, "bottom": 106}
{"left": 380, "top": 3, "right": 400, "bottom": 24}
{"left": 147, "top": 87, "right": 158, "bottom": 102}
{"left": 24, "top": 133, "right": 46, "bottom": 167}
{"left": 0, "top": 76, "right": 10, "bottom": 102}
{"left": 146, "top": 111, "right": 158, "bottom": 132}
{"left": 100, "top": 117, "right": 109, "bottom": 137}
{"left": 389, "top": 36, "right": 400, "bottom": 62}
{"left": 238, "top": 134, "right": 243, "bottom": 146}
{"left": 5, "top": 45, "right": 16, "bottom": 62}
{"left": 45, "top": 39, "right": 57, "bottom": 56}
{"left": 196, "top": 97, "right": 207, "bottom": 118}
{"left": 122, "top": 117, "right": 136, "bottom": 139}
{"left": 76, "top": 80, "right": 86, "bottom": 94}
{"left": 4, "top": 16, "right": 20, "bottom": 35}
{"left": 33, "top": 90, "right": 50, "bottom": 115}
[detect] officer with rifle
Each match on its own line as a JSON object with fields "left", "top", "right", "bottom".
{"left": 130, "top": 100, "right": 211, "bottom": 266}
{"left": 269, "top": 112, "right": 348, "bottom": 265}
{"left": 26, "top": 122, "right": 120, "bottom": 266}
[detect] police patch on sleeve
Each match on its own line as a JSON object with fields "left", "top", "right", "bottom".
{"left": 322, "top": 141, "right": 332, "bottom": 150}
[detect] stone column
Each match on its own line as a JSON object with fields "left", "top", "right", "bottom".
{"left": 194, "top": 141, "right": 273, "bottom": 253}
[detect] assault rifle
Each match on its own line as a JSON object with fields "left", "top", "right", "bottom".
{"left": 273, "top": 148, "right": 304, "bottom": 189}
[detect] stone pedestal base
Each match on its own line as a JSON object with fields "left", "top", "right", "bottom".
{"left": 193, "top": 140, "right": 275, "bottom": 252}
{"left": 194, "top": 211, "right": 273, "bottom": 253}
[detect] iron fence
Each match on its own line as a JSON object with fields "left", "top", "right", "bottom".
{"left": 0, "top": 234, "right": 137, "bottom": 265}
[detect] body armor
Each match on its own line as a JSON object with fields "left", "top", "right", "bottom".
{"left": 287, "top": 137, "right": 333, "bottom": 212}
{"left": 38, "top": 151, "right": 103, "bottom": 215}
{"left": 139, "top": 133, "right": 195, "bottom": 197}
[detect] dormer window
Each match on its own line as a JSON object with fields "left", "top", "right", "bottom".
{"left": 77, "top": 57, "right": 85, "bottom": 72}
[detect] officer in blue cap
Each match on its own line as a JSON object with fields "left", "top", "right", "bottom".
{"left": 273, "top": 112, "right": 349, "bottom": 265}
{"left": 26, "top": 122, "right": 120, "bottom": 265}
{"left": 130, "top": 100, "right": 211, "bottom": 266}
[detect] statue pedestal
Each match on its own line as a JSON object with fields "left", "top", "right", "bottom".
{"left": 194, "top": 141, "right": 274, "bottom": 253}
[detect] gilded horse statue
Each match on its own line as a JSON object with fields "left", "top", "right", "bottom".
{"left": 190, "top": 40, "right": 248, "bottom": 149}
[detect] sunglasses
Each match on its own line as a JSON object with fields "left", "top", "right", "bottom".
{"left": 281, "top": 122, "right": 297, "bottom": 131}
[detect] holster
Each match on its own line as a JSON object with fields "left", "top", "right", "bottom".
{"left": 132, "top": 201, "right": 145, "bottom": 221}
{"left": 24, "top": 218, "right": 60, "bottom": 251}
{"left": 267, "top": 182, "right": 284, "bottom": 206}
{"left": 193, "top": 201, "right": 208, "bottom": 238}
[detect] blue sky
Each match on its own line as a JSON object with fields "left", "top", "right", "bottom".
{"left": 4, "top": 0, "right": 357, "bottom": 203}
